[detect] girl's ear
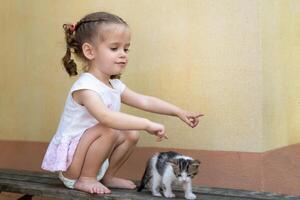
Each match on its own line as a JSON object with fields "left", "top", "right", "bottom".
{"left": 82, "top": 42, "right": 96, "bottom": 60}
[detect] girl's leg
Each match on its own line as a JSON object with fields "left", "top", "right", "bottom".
{"left": 102, "top": 130, "right": 139, "bottom": 189}
{"left": 62, "top": 123, "right": 119, "bottom": 194}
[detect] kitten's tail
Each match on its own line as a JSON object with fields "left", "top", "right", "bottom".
{"left": 137, "top": 159, "right": 152, "bottom": 192}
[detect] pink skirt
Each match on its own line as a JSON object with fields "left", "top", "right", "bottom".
{"left": 41, "top": 133, "right": 82, "bottom": 172}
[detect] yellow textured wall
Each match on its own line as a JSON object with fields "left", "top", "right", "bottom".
{"left": 0, "top": 0, "right": 299, "bottom": 152}
{"left": 126, "top": 0, "right": 264, "bottom": 152}
{"left": 260, "top": 0, "right": 300, "bottom": 151}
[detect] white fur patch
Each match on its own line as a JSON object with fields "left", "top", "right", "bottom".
{"left": 174, "top": 155, "right": 193, "bottom": 160}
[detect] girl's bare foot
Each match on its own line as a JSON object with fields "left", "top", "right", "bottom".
{"left": 75, "top": 177, "right": 111, "bottom": 194}
{"left": 102, "top": 176, "right": 136, "bottom": 189}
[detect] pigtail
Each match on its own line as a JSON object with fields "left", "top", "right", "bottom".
{"left": 62, "top": 24, "right": 79, "bottom": 76}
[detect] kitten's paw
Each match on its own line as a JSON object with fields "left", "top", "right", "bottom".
{"left": 152, "top": 191, "right": 162, "bottom": 197}
{"left": 163, "top": 191, "right": 176, "bottom": 198}
{"left": 185, "top": 192, "right": 197, "bottom": 200}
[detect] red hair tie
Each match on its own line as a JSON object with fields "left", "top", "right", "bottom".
{"left": 70, "top": 23, "right": 76, "bottom": 32}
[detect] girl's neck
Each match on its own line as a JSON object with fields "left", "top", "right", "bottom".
{"left": 87, "top": 67, "right": 111, "bottom": 86}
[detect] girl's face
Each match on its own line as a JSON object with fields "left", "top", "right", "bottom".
{"left": 92, "top": 24, "right": 131, "bottom": 77}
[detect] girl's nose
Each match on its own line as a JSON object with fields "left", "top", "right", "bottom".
{"left": 119, "top": 49, "right": 127, "bottom": 58}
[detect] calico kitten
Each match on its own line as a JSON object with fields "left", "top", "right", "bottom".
{"left": 137, "top": 151, "right": 200, "bottom": 200}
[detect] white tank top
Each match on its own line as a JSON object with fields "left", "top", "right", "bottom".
{"left": 41, "top": 72, "right": 126, "bottom": 172}
{"left": 55, "top": 72, "right": 125, "bottom": 141}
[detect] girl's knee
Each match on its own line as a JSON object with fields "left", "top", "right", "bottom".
{"left": 94, "top": 124, "right": 138, "bottom": 144}
{"left": 94, "top": 123, "right": 119, "bottom": 140}
{"left": 105, "top": 128, "right": 120, "bottom": 141}
{"left": 125, "top": 130, "right": 140, "bottom": 144}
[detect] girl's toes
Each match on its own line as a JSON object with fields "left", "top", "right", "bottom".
{"left": 94, "top": 186, "right": 98, "bottom": 194}
{"left": 105, "top": 188, "right": 111, "bottom": 194}
{"left": 130, "top": 183, "right": 136, "bottom": 189}
{"left": 99, "top": 187, "right": 104, "bottom": 194}
{"left": 104, "top": 186, "right": 110, "bottom": 193}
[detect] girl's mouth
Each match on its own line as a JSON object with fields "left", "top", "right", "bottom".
{"left": 116, "top": 62, "right": 126, "bottom": 67}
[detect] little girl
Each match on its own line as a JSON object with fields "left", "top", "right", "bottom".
{"left": 41, "top": 11, "right": 203, "bottom": 195}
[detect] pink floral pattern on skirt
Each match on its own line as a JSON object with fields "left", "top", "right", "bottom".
{"left": 41, "top": 133, "right": 82, "bottom": 172}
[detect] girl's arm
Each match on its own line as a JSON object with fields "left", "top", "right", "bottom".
{"left": 121, "top": 87, "right": 204, "bottom": 128}
{"left": 73, "top": 89, "right": 166, "bottom": 138}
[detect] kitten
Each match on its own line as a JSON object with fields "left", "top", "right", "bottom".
{"left": 137, "top": 151, "right": 200, "bottom": 200}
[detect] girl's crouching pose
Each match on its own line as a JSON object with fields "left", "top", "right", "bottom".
{"left": 41, "top": 11, "right": 203, "bottom": 195}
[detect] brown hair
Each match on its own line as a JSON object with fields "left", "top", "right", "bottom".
{"left": 62, "top": 12, "right": 128, "bottom": 78}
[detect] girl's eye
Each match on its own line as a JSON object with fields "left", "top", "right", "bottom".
{"left": 110, "top": 47, "right": 118, "bottom": 51}
{"left": 124, "top": 48, "right": 129, "bottom": 53}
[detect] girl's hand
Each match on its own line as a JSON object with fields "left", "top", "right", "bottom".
{"left": 146, "top": 121, "right": 168, "bottom": 141}
{"left": 177, "top": 110, "right": 204, "bottom": 128}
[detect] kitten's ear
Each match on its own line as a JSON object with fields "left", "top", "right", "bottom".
{"left": 192, "top": 159, "right": 201, "bottom": 167}
{"left": 189, "top": 160, "right": 201, "bottom": 174}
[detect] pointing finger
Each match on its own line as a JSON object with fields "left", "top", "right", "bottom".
{"left": 193, "top": 113, "right": 204, "bottom": 118}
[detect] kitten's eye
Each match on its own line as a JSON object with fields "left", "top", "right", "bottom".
{"left": 177, "top": 174, "right": 182, "bottom": 177}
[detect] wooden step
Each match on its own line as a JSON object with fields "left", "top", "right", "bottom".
{"left": 0, "top": 169, "right": 299, "bottom": 200}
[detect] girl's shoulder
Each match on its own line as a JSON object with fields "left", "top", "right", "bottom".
{"left": 70, "top": 73, "right": 101, "bottom": 93}
{"left": 75, "top": 72, "right": 98, "bottom": 84}
{"left": 70, "top": 73, "right": 126, "bottom": 94}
